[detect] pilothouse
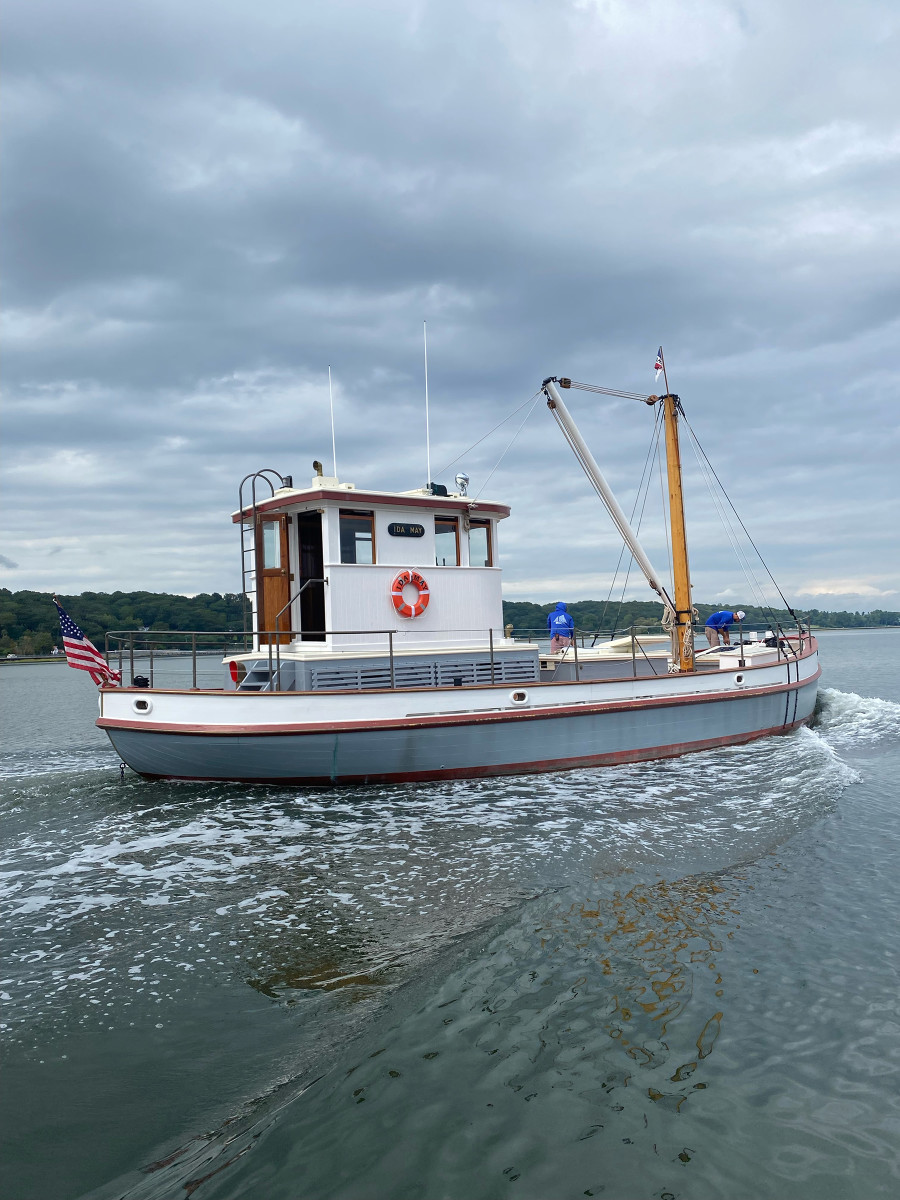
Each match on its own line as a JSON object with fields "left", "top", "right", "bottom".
{"left": 229, "top": 464, "right": 535, "bottom": 694}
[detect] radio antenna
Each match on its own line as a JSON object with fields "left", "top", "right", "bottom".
{"left": 328, "top": 365, "right": 337, "bottom": 478}
{"left": 423, "top": 320, "right": 432, "bottom": 491}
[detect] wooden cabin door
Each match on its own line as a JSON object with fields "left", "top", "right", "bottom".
{"left": 256, "top": 515, "right": 292, "bottom": 644}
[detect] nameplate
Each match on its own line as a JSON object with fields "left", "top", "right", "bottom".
{"left": 388, "top": 522, "right": 425, "bottom": 538}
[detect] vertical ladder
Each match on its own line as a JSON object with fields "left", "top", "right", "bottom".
{"left": 238, "top": 470, "right": 286, "bottom": 643}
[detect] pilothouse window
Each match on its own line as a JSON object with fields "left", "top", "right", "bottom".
{"left": 468, "top": 519, "right": 492, "bottom": 567}
{"left": 340, "top": 510, "right": 375, "bottom": 564}
{"left": 435, "top": 517, "right": 459, "bottom": 566}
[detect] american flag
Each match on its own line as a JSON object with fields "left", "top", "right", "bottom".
{"left": 654, "top": 347, "right": 664, "bottom": 380}
{"left": 53, "top": 599, "right": 121, "bottom": 687}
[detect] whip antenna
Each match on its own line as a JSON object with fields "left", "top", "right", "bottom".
{"left": 423, "top": 320, "right": 432, "bottom": 490}
{"left": 328, "top": 365, "right": 337, "bottom": 478}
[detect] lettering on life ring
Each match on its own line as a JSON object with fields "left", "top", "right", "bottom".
{"left": 391, "top": 570, "right": 430, "bottom": 618}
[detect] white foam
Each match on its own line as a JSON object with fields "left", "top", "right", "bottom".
{"left": 812, "top": 687, "right": 900, "bottom": 749}
{"left": 0, "top": 698, "right": 877, "bottom": 1045}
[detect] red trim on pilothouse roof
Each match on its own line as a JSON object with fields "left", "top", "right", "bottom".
{"left": 232, "top": 489, "right": 511, "bottom": 523}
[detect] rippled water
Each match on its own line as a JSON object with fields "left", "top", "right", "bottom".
{"left": 1, "top": 631, "right": 899, "bottom": 1199}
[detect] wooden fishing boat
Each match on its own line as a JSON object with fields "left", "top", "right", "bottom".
{"left": 97, "top": 375, "right": 819, "bottom": 783}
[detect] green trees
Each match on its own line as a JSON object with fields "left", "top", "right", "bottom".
{"left": 0, "top": 588, "right": 896, "bottom": 656}
{"left": 0, "top": 589, "right": 247, "bottom": 654}
{"left": 500, "top": 599, "right": 899, "bottom": 637}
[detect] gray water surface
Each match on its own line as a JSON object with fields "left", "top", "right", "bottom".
{"left": 1, "top": 631, "right": 898, "bottom": 1199}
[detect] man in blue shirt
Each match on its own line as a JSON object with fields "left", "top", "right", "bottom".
{"left": 548, "top": 602, "right": 575, "bottom": 652}
{"left": 704, "top": 609, "right": 746, "bottom": 647}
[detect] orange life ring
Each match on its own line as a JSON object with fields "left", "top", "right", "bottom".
{"left": 391, "top": 569, "right": 430, "bottom": 618}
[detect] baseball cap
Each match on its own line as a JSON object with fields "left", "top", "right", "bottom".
{"left": 735, "top": 610, "right": 746, "bottom": 620}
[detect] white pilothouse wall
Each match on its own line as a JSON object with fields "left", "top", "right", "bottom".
{"left": 326, "top": 563, "right": 503, "bottom": 650}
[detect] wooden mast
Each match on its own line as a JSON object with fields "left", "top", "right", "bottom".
{"left": 657, "top": 348, "right": 696, "bottom": 672}
{"left": 658, "top": 352, "right": 694, "bottom": 671}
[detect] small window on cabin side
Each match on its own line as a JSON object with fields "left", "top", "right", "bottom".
{"left": 261, "top": 521, "right": 281, "bottom": 569}
{"left": 468, "top": 520, "right": 492, "bottom": 567}
{"left": 340, "top": 510, "right": 375, "bottom": 564}
{"left": 435, "top": 517, "right": 459, "bottom": 566}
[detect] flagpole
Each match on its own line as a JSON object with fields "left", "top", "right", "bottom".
{"left": 660, "top": 346, "right": 670, "bottom": 396}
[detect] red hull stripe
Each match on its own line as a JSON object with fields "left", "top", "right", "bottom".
{"left": 128, "top": 715, "right": 815, "bottom": 785}
{"left": 98, "top": 666, "right": 820, "bottom": 737}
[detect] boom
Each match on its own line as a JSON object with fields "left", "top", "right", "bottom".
{"left": 542, "top": 378, "right": 675, "bottom": 617}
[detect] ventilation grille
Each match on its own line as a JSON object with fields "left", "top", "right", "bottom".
{"left": 311, "top": 656, "right": 537, "bottom": 692}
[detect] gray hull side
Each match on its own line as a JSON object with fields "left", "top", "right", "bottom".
{"left": 105, "top": 680, "right": 819, "bottom": 784}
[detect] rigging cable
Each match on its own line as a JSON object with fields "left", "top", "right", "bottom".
{"left": 435, "top": 389, "right": 544, "bottom": 479}
{"left": 680, "top": 415, "right": 800, "bottom": 644}
{"left": 474, "top": 391, "right": 544, "bottom": 500}
{"left": 593, "top": 404, "right": 666, "bottom": 644}
{"left": 592, "top": 405, "right": 662, "bottom": 640}
{"left": 679, "top": 412, "right": 797, "bottom": 616}
{"left": 683, "top": 427, "right": 794, "bottom": 649}
{"left": 562, "top": 380, "right": 653, "bottom": 402}
{"left": 548, "top": 403, "right": 675, "bottom": 611}
{"left": 656, "top": 415, "right": 674, "bottom": 600}
{"left": 681, "top": 418, "right": 772, "bottom": 613}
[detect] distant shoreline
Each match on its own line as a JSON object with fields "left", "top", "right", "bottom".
{"left": 1, "top": 656, "right": 70, "bottom": 665}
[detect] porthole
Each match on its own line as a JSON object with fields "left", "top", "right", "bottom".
{"left": 132, "top": 698, "right": 153, "bottom": 714}
{"left": 733, "top": 674, "right": 745, "bottom": 686}
{"left": 510, "top": 691, "right": 528, "bottom": 704}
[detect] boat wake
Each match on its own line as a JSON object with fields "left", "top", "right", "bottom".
{"left": 5, "top": 688, "right": 895, "bottom": 1199}
{"left": 1, "top": 697, "right": 877, "bottom": 1050}
{"left": 0, "top": 745, "right": 117, "bottom": 781}
{"left": 810, "top": 686, "right": 900, "bottom": 750}
{"left": 70, "top": 690, "right": 895, "bottom": 1200}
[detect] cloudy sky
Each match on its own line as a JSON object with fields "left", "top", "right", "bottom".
{"left": 4, "top": 0, "right": 899, "bottom": 612}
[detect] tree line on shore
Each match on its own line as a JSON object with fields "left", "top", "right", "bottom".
{"left": 501, "top": 599, "right": 900, "bottom": 637}
{"left": 0, "top": 590, "right": 246, "bottom": 656}
{"left": 0, "top": 587, "right": 897, "bottom": 655}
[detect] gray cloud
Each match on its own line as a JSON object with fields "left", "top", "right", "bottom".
{"left": 2, "top": 0, "right": 899, "bottom": 610}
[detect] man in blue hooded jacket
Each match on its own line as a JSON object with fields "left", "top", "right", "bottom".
{"left": 548, "top": 602, "right": 575, "bottom": 652}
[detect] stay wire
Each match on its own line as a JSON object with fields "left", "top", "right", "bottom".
{"left": 435, "top": 389, "right": 543, "bottom": 479}
{"left": 563, "top": 380, "right": 653, "bottom": 402}
{"left": 657, "top": 423, "right": 674, "bottom": 597}
{"left": 613, "top": 420, "right": 662, "bottom": 637}
{"left": 591, "top": 405, "right": 665, "bottom": 644}
{"left": 474, "top": 392, "right": 544, "bottom": 500}
{"left": 682, "top": 420, "right": 797, "bottom": 643}
{"left": 682, "top": 422, "right": 766, "bottom": 605}
{"left": 550, "top": 411, "right": 676, "bottom": 620}
{"left": 681, "top": 414, "right": 797, "bottom": 617}
{"left": 588, "top": 403, "right": 667, "bottom": 648}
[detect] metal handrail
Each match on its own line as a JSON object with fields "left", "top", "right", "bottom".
{"left": 272, "top": 578, "right": 328, "bottom": 638}
{"left": 103, "top": 622, "right": 813, "bottom": 692}
{"left": 272, "top": 578, "right": 328, "bottom": 688}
